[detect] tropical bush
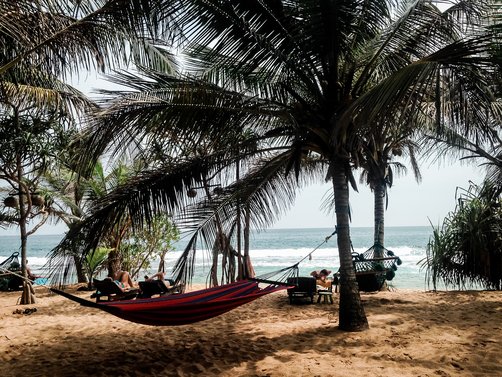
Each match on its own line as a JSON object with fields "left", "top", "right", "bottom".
{"left": 83, "top": 247, "right": 110, "bottom": 289}
{"left": 423, "top": 181, "right": 502, "bottom": 290}
{"left": 120, "top": 214, "right": 180, "bottom": 280}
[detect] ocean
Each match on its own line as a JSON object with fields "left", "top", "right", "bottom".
{"left": 0, "top": 226, "right": 433, "bottom": 290}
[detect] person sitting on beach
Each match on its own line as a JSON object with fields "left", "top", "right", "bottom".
{"left": 108, "top": 270, "right": 137, "bottom": 291}
{"left": 25, "top": 260, "right": 38, "bottom": 281}
{"left": 310, "top": 269, "right": 332, "bottom": 290}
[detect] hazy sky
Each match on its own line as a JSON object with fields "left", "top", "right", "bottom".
{"left": 0, "top": 148, "right": 486, "bottom": 236}
{"left": 274, "top": 160, "right": 485, "bottom": 229}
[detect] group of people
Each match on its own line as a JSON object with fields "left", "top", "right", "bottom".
{"left": 107, "top": 270, "right": 171, "bottom": 292}
{"left": 109, "top": 269, "right": 334, "bottom": 293}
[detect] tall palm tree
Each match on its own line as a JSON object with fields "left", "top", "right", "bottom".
{"left": 57, "top": 1, "right": 500, "bottom": 331}
{"left": 358, "top": 118, "right": 422, "bottom": 257}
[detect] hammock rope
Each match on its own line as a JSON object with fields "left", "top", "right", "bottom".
{"left": 250, "top": 228, "right": 338, "bottom": 285}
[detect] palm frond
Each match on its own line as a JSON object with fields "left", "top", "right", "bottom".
{"left": 0, "top": 66, "right": 96, "bottom": 114}
{"left": 171, "top": 150, "right": 327, "bottom": 286}
{"left": 0, "top": 0, "right": 178, "bottom": 77}
{"left": 79, "top": 68, "right": 286, "bottom": 174}
{"left": 47, "top": 155, "right": 229, "bottom": 284}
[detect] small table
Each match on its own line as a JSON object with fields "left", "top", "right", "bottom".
{"left": 317, "top": 289, "right": 334, "bottom": 304}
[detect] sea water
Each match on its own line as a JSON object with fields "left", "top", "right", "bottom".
{"left": 0, "top": 226, "right": 433, "bottom": 290}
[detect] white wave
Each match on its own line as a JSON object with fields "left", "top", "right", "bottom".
{"left": 0, "top": 246, "right": 427, "bottom": 272}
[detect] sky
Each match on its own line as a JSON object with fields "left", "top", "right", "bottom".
{"left": 0, "top": 71, "right": 489, "bottom": 235}
{"left": 0, "top": 145, "right": 486, "bottom": 236}
{"left": 274, "top": 160, "right": 485, "bottom": 229}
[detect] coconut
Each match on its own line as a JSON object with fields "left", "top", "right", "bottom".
{"left": 3, "top": 196, "right": 18, "bottom": 208}
{"left": 31, "top": 194, "right": 45, "bottom": 207}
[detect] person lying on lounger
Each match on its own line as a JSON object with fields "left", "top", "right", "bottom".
{"left": 144, "top": 272, "right": 171, "bottom": 288}
{"left": 25, "top": 260, "right": 39, "bottom": 281}
{"left": 108, "top": 270, "right": 137, "bottom": 291}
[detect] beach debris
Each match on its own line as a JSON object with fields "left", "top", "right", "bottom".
{"left": 12, "top": 307, "right": 37, "bottom": 315}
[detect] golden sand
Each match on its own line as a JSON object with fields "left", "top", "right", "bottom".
{"left": 1, "top": 285, "right": 501, "bottom": 377}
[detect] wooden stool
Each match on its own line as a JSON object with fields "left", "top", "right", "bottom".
{"left": 316, "top": 289, "right": 333, "bottom": 304}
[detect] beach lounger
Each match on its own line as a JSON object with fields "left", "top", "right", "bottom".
{"left": 138, "top": 279, "right": 184, "bottom": 298}
{"left": 286, "top": 276, "right": 316, "bottom": 304}
{"left": 91, "top": 278, "right": 139, "bottom": 302}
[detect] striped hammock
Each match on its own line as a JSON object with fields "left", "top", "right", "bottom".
{"left": 51, "top": 280, "right": 287, "bottom": 326}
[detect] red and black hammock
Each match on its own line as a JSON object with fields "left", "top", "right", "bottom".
{"left": 51, "top": 280, "right": 287, "bottom": 326}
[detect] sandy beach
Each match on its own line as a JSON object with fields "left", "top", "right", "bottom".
{"left": 0, "top": 285, "right": 501, "bottom": 377}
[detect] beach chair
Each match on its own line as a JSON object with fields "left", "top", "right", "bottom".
{"left": 91, "top": 278, "right": 139, "bottom": 302}
{"left": 286, "top": 276, "right": 316, "bottom": 304}
{"left": 0, "top": 252, "right": 24, "bottom": 291}
{"left": 138, "top": 279, "right": 184, "bottom": 298}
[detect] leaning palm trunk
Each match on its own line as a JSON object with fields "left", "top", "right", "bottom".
{"left": 332, "top": 161, "right": 368, "bottom": 331}
{"left": 74, "top": 256, "right": 87, "bottom": 283}
{"left": 373, "top": 181, "right": 386, "bottom": 259}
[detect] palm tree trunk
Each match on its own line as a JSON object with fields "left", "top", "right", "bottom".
{"left": 243, "top": 203, "right": 254, "bottom": 278}
{"left": 236, "top": 162, "right": 243, "bottom": 280}
{"left": 332, "top": 160, "right": 368, "bottom": 331}
{"left": 373, "top": 181, "right": 385, "bottom": 259}
{"left": 74, "top": 255, "right": 87, "bottom": 283}
{"left": 17, "top": 154, "right": 35, "bottom": 305}
{"left": 71, "top": 222, "right": 87, "bottom": 283}
{"left": 107, "top": 246, "right": 122, "bottom": 278}
{"left": 211, "top": 237, "right": 219, "bottom": 286}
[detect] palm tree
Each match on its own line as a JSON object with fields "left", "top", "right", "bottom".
{"left": 358, "top": 118, "right": 422, "bottom": 257}
{"left": 57, "top": 1, "right": 500, "bottom": 331}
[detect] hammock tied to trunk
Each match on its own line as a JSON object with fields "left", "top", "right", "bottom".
{"left": 0, "top": 252, "right": 23, "bottom": 291}
{"left": 349, "top": 243, "right": 402, "bottom": 292}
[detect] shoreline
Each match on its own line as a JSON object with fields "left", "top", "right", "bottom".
{"left": 1, "top": 285, "right": 501, "bottom": 376}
